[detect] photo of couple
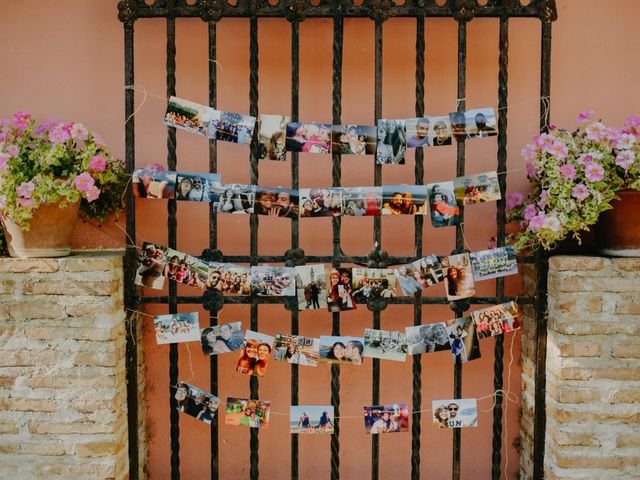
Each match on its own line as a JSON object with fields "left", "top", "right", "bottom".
{"left": 299, "top": 188, "right": 343, "bottom": 217}
{"left": 376, "top": 119, "right": 406, "bottom": 165}
{"left": 274, "top": 334, "right": 320, "bottom": 367}
{"left": 442, "top": 253, "right": 476, "bottom": 301}
{"left": 470, "top": 246, "right": 518, "bottom": 281}
{"left": 250, "top": 266, "right": 296, "bottom": 297}
{"left": 253, "top": 187, "right": 299, "bottom": 219}
{"left": 445, "top": 316, "right": 481, "bottom": 364}
{"left": 174, "top": 382, "right": 220, "bottom": 425}
{"left": 290, "top": 406, "right": 334, "bottom": 434}
{"left": 257, "top": 114, "right": 289, "bottom": 161}
{"left": 394, "top": 254, "right": 444, "bottom": 296}
{"left": 175, "top": 172, "right": 221, "bottom": 202}
{"left": 164, "top": 96, "right": 212, "bottom": 136}
{"left": 454, "top": 171, "right": 501, "bottom": 206}
{"left": 153, "top": 312, "right": 200, "bottom": 345}
{"left": 319, "top": 336, "right": 364, "bottom": 366}
{"left": 432, "top": 399, "right": 478, "bottom": 429}
{"left": 236, "top": 331, "right": 275, "bottom": 377}
{"left": 208, "top": 110, "right": 256, "bottom": 145}
{"left": 211, "top": 183, "right": 256, "bottom": 214}
{"left": 363, "top": 404, "right": 409, "bottom": 434}
{"left": 200, "top": 321, "right": 245, "bottom": 355}
{"left": 133, "top": 167, "right": 176, "bottom": 200}
{"left": 206, "top": 263, "right": 252, "bottom": 295}
{"left": 351, "top": 268, "right": 397, "bottom": 300}
{"left": 427, "top": 182, "right": 460, "bottom": 228}
{"left": 448, "top": 107, "right": 497, "bottom": 140}
{"left": 472, "top": 302, "right": 520, "bottom": 339}
{"left": 406, "top": 116, "right": 454, "bottom": 148}
{"left": 331, "top": 124, "right": 376, "bottom": 155}
{"left": 405, "top": 322, "right": 451, "bottom": 355}
{"left": 286, "top": 122, "right": 331, "bottom": 153}
{"left": 363, "top": 329, "right": 407, "bottom": 362}
{"left": 326, "top": 268, "right": 357, "bottom": 312}
{"left": 225, "top": 398, "right": 271, "bottom": 429}
{"left": 341, "top": 187, "right": 382, "bottom": 216}
{"left": 382, "top": 186, "right": 428, "bottom": 215}
{"left": 295, "top": 265, "right": 327, "bottom": 310}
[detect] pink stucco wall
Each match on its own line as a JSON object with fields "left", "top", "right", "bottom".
{"left": 2, "top": 1, "right": 639, "bottom": 478}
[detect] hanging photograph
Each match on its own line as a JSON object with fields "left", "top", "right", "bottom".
{"left": 174, "top": 382, "right": 221, "bottom": 425}
{"left": 274, "top": 334, "right": 320, "bottom": 367}
{"left": 405, "top": 322, "right": 451, "bottom": 355}
{"left": 363, "top": 403, "right": 409, "bottom": 434}
{"left": 211, "top": 183, "right": 256, "bottom": 214}
{"left": 449, "top": 111, "right": 469, "bottom": 140}
{"left": 445, "top": 316, "right": 481, "bottom": 364}
{"left": 257, "top": 114, "right": 289, "bottom": 161}
{"left": 164, "top": 96, "right": 213, "bottom": 136}
{"left": 295, "top": 265, "right": 328, "bottom": 310}
{"left": 153, "top": 312, "right": 200, "bottom": 345}
{"left": 464, "top": 107, "right": 497, "bottom": 138}
{"left": 164, "top": 249, "right": 208, "bottom": 289}
{"left": 331, "top": 124, "right": 377, "bottom": 155}
{"left": 381, "top": 185, "right": 428, "bottom": 215}
{"left": 250, "top": 266, "right": 296, "bottom": 296}
{"left": 470, "top": 246, "right": 518, "bottom": 281}
{"left": 135, "top": 242, "right": 168, "bottom": 290}
{"left": 352, "top": 268, "right": 397, "bottom": 300}
{"left": 429, "top": 116, "right": 453, "bottom": 147}
{"left": 376, "top": 119, "right": 406, "bottom": 165}
{"left": 200, "top": 321, "right": 245, "bottom": 355}
{"left": 236, "top": 330, "right": 275, "bottom": 377}
{"left": 132, "top": 167, "right": 176, "bottom": 200}
{"left": 363, "top": 328, "right": 407, "bottom": 362}
{"left": 285, "top": 122, "right": 331, "bottom": 153}
{"left": 427, "top": 182, "right": 460, "bottom": 228}
{"left": 206, "top": 263, "right": 251, "bottom": 295}
{"left": 341, "top": 186, "right": 382, "bottom": 216}
{"left": 432, "top": 399, "right": 478, "bottom": 429}
{"left": 471, "top": 302, "right": 520, "bottom": 339}
{"left": 406, "top": 117, "right": 432, "bottom": 148}
{"left": 326, "top": 267, "right": 357, "bottom": 312}
{"left": 442, "top": 253, "right": 476, "bottom": 301}
{"left": 319, "top": 336, "right": 364, "bottom": 366}
{"left": 299, "top": 188, "right": 343, "bottom": 217}
{"left": 453, "top": 171, "right": 501, "bottom": 206}
{"left": 175, "top": 172, "right": 221, "bottom": 202}
{"left": 253, "top": 186, "right": 299, "bottom": 219}
{"left": 208, "top": 110, "right": 256, "bottom": 144}
{"left": 225, "top": 397, "right": 271, "bottom": 429}
{"left": 290, "top": 406, "right": 335, "bottom": 434}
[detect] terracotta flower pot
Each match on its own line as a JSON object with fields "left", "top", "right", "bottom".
{"left": 1, "top": 201, "right": 80, "bottom": 258}
{"left": 594, "top": 189, "right": 640, "bottom": 257}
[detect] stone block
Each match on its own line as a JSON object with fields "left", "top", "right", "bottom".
{"left": 23, "top": 279, "right": 119, "bottom": 296}
{"left": 0, "top": 420, "right": 19, "bottom": 434}
{"left": 612, "top": 343, "right": 640, "bottom": 359}
{"left": 0, "top": 258, "right": 59, "bottom": 273}
{"left": 617, "top": 435, "right": 640, "bottom": 449}
{"left": 62, "top": 256, "right": 123, "bottom": 272}
{"left": 610, "top": 388, "right": 640, "bottom": 404}
{"left": 74, "top": 440, "right": 119, "bottom": 458}
{"left": 549, "top": 256, "right": 609, "bottom": 271}
{"left": 20, "top": 442, "right": 66, "bottom": 456}
{"left": 613, "top": 258, "right": 640, "bottom": 271}
{"left": 29, "top": 421, "right": 118, "bottom": 435}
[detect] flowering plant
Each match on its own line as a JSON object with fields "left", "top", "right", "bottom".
{"left": 0, "top": 111, "right": 127, "bottom": 232}
{"left": 507, "top": 111, "right": 640, "bottom": 251}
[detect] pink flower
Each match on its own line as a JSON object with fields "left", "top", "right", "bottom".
{"left": 70, "top": 123, "right": 88, "bottom": 141}
{"left": 526, "top": 161, "right": 537, "bottom": 178}
{"left": 93, "top": 134, "right": 106, "bottom": 147}
{"left": 12, "top": 110, "right": 31, "bottom": 129}
{"left": 17, "top": 197, "right": 35, "bottom": 208}
{"left": 85, "top": 186, "right": 101, "bottom": 202}
{"left": 572, "top": 183, "right": 590, "bottom": 201}
{"left": 0, "top": 152, "right": 9, "bottom": 170}
{"left": 5, "top": 144, "right": 19, "bottom": 158}
{"left": 521, "top": 144, "right": 537, "bottom": 161}
{"left": 16, "top": 181, "right": 35, "bottom": 199}
{"left": 89, "top": 155, "right": 107, "bottom": 172}
{"left": 145, "top": 162, "right": 165, "bottom": 173}
{"left": 0, "top": 195, "right": 6, "bottom": 210}
{"left": 506, "top": 192, "right": 524, "bottom": 211}
{"left": 528, "top": 211, "right": 546, "bottom": 231}
{"left": 538, "top": 190, "right": 549, "bottom": 209}
{"left": 534, "top": 133, "right": 555, "bottom": 149}
{"left": 523, "top": 204, "right": 537, "bottom": 221}
{"left": 542, "top": 215, "right": 561, "bottom": 232}
{"left": 62, "top": 123, "right": 74, "bottom": 135}
{"left": 576, "top": 110, "right": 594, "bottom": 123}
{"left": 74, "top": 172, "right": 95, "bottom": 192}
{"left": 607, "top": 128, "right": 622, "bottom": 145}
{"left": 48, "top": 125, "right": 70, "bottom": 144}
{"left": 558, "top": 163, "right": 576, "bottom": 180}
{"left": 584, "top": 162, "right": 605, "bottom": 182}
{"left": 616, "top": 133, "right": 636, "bottom": 150}
{"left": 547, "top": 141, "right": 569, "bottom": 159}
{"left": 585, "top": 122, "right": 607, "bottom": 142}
{"left": 35, "top": 117, "right": 61, "bottom": 135}
{"left": 616, "top": 150, "right": 635, "bottom": 170}
{"left": 624, "top": 115, "right": 640, "bottom": 128}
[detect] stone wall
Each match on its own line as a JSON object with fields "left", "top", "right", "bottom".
{"left": 520, "top": 256, "right": 640, "bottom": 479}
{"left": 0, "top": 253, "right": 130, "bottom": 479}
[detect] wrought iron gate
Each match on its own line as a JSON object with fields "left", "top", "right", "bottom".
{"left": 119, "top": 1, "right": 557, "bottom": 478}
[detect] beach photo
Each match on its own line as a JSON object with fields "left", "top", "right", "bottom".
{"left": 290, "top": 406, "right": 335, "bottom": 434}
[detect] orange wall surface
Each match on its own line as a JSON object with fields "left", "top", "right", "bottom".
{"left": 2, "top": 1, "right": 639, "bottom": 479}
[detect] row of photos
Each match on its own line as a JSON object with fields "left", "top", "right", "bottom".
{"left": 165, "top": 96, "right": 497, "bottom": 164}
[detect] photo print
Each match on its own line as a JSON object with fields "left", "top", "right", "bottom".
{"left": 299, "top": 188, "right": 343, "bottom": 217}
{"left": 445, "top": 316, "right": 481, "bottom": 364}
{"left": 363, "top": 328, "right": 408, "bottom": 362}
{"left": 253, "top": 186, "right": 299, "bottom": 219}
{"left": 295, "top": 265, "right": 328, "bottom": 310}
{"left": 352, "top": 268, "right": 397, "bottom": 300}
{"left": 472, "top": 302, "right": 520, "bottom": 339}
{"left": 449, "top": 111, "right": 469, "bottom": 140}
{"left": 174, "top": 382, "right": 220, "bottom": 425}
{"left": 405, "top": 322, "right": 451, "bottom": 355}
{"left": 454, "top": 171, "right": 501, "bottom": 206}
{"left": 382, "top": 185, "right": 428, "bottom": 215}
{"left": 341, "top": 187, "right": 382, "bottom": 217}
{"left": 432, "top": 398, "right": 477, "bottom": 429}
{"left": 274, "top": 334, "right": 320, "bottom": 367}
{"left": 326, "top": 267, "right": 356, "bottom": 313}
{"left": 154, "top": 312, "right": 200, "bottom": 345}
{"left": 427, "top": 182, "right": 460, "bottom": 228}
{"left": 442, "top": 253, "right": 476, "bottom": 301}
{"left": 132, "top": 167, "right": 176, "bottom": 200}
{"left": 225, "top": 397, "right": 271, "bottom": 429}
{"left": 429, "top": 115, "right": 453, "bottom": 147}
{"left": 164, "top": 96, "right": 213, "bottom": 136}
{"left": 290, "top": 406, "right": 335, "bottom": 434}
{"left": 236, "top": 330, "right": 275, "bottom": 377}
{"left": 211, "top": 183, "right": 255, "bottom": 214}
{"left": 470, "top": 246, "right": 518, "bottom": 282}
{"left": 376, "top": 119, "right": 406, "bottom": 165}
{"left": 319, "top": 335, "right": 364, "bottom": 366}
{"left": 285, "top": 122, "right": 331, "bottom": 153}
{"left": 165, "top": 249, "right": 208, "bottom": 290}
{"left": 363, "top": 403, "right": 409, "bottom": 434}
{"left": 250, "top": 266, "right": 296, "bottom": 297}
{"left": 208, "top": 110, "right": 256, "bottom": 144}
{"left": 464, "top": 107, "right": 497, "bottom": 139}
{"left": 257, "top": 114, "right": 289, "bottom": 161}
{"left": 394, "top": 254, "right": 444, "bottom": 295}
{"left": 406, "top": 117, "right": 432, "bottom": 148}
{"left": 135, "top": 242, "right": 168, "bottom": 289}
{"left": 206, "top": 262, "right": 251, "bottom": 295}
{"left": 200, "top": 321, "right": 245, "bottom": 355}
{"left": 331, "top": 124, "right": 377, "bottom": 155}
{"left": 175, "top": 172, "right": 221, "bottom": 202}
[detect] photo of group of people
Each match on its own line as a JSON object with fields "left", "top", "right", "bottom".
{"left": 257, "top": 114, "right": 289, "bottom": 161}
{"left": 274, "top": 334, "right": 320, "bottom": 367}
{"left": 326, "top": 268, "right": 357, "bottom": 312}
{"left": 363, "top": 404, "right": 409, "bottom": 434}
{"left": 206, "top": 263, "right": 252, "bottom": 295}
{"left": 341, "top": 187, "right": 382, "bottom": 216}
{"left": 200, "top": 321, "right": 245, "bottom": 355}
{"left": 446, "top": 316, "right": 481, "bottom": 364}
{"left": 406, "top": 322, "right": 452, "bottom": 355}
{"left": 299, "top": 188, "right": 343, "bottom": 217}
{"left": 331, "top": 124, "right": 377, "bottom": 155}
{"left": 236, "top": 330, "right": 275, "bottom": 377}
{"left": 290, "top": 406, "right": 334, "bottom": 434}
{"left": 253, "top": 187, "right": 299, "bottom": 218}
{"left": 394, "top": 254, "right": 444, "bottom": 295}
{"left": 470, "top": 246, "right": 518, "bottom": 281}
{"left": 442, "top": 253, "right": 476, "bottom": 301}
{"left": 154, "top": 312, "right": 200, "bottom": 344}
{"left": 382, "top": 186, "right": 428, "bottom": 215}
{"left": 165, "top": 248, "right": 209, "bottom": 289}
{"left": 136, "top": 243, "right": 209, "bottom": 291}
{"left": 472, "top": 302, "right": 520, "bottom": 339}
{"left": 175, "top": 172, "right": 221, "bottom": 202}
{"left": 174, "top": 382, "right": 220, "bottom": 425}
{"left": 319, "top": 336, "right": 364, "bottom": 366}
{"left": 295, "top": 265, "right": 327, "bottom": 310}
{"left": 164, "top": 96, "right": 213, "bottom": 136}
{"left": 427, "top": 182, "right": 460, "bottom": 228}
{"left": 133, "top": 167, "right": 176, "bottom": 200}
{"left": 286, "top": 122, "right": 332, "bottom": 153}
{"left": 352, "top": 268, "right": 397, "bottom": 300}
{"left": 225, "top": 397, "right": 271, "bottom": 429}
{"left": 250, "top": 266, "right": 296, "bottom": 296}
{"left": 454, "top": 171, "right": 501, "bottom": 206}
{"left": 432, "top": 399, "right": 478, "bottom": 429}
{"left": 208, "top": 110, "right": 256, "bottom": 144}
{"left": 363, "top": 329, "right": 407, "bottom": 362}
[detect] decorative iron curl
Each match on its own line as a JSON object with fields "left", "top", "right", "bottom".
{"left": 452, "top": 0, "right": 476, "bottom": 22}
{"left": 368, "top": 0, "right": 394, "bottom": 23}
{"left": 201, "top": 248, "right": 224, "bottom": 263}
{"left": 284, "top": 247, "right": 306, "bottom": 267}
{"left": 198, "top": 0, "right": 224, "bottom": 22}
{"left": 366, "top": 297, "right": 388, "bottom": 313}
{"left": 203, "top": 289, "right": 224, "bottom": 312}
{"left": 539, "top": 0, "right": 558, "bottom": 23}
{"left": 117, "top": 0, "right": 141, "bottom": 23}
{"left": 366, "top": 244, "right": 390, "bottom": 268}
{"left": 284, "top": 0, "right": 309, "bottom": 23}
